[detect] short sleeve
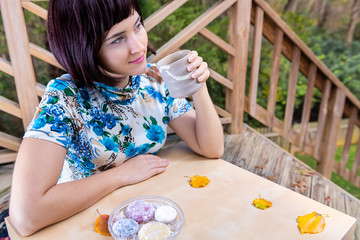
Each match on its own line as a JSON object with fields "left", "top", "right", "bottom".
{"left": 166, "top": 96, "right": 192, "bottom": 122}
{"left": 24, "top": 79, "right": 76, "bottom": 149}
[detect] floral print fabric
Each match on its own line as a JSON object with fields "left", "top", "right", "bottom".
{"left": 24, "top": 65, "right": 192, "bottom": 183}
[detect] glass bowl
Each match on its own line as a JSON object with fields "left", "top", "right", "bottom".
{"left": 108, "top": 195, "right": 184, "bottom": 240}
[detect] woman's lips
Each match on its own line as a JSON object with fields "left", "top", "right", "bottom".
{"left": 130, "top": 54, "right": 145, "bottom": 64}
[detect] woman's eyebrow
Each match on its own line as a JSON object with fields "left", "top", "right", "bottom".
{"left": 104, "top": 16, "right": 141, "bottom": 43}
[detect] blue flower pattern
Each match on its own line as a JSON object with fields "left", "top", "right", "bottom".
{"left": 24, "top": 65, "right": 192, "bottom": 183}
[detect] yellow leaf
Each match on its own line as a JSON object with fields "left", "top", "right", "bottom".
{"left": 252, "top": 195, "right": 272, "bottom": 210}
{"left": 94, "top": 209, "right": 111, "bottom": 236}
{"left": 189, "top": 175, "right": 210, "bottom": 188}
{"left": 297, "top": 212, "right": 327, "bottom": 234}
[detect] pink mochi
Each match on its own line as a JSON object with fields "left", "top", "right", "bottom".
{"left": 125, "top": 200, "right": 155, "bottom": 223}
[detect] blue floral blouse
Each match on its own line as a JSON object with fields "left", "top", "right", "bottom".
{"left": 24, "top": 65, "right": 192, "bottom": 183}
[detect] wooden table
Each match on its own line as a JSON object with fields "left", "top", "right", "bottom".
{"left": 6, "top": 142, "right": 356, "bottom": 240}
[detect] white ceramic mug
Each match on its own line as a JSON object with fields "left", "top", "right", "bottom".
{"left": 157, "top": 50, "right": 202, "bottom": 98}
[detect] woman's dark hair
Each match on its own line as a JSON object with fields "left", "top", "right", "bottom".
{"left": 47, "top": 0, "right": 155, "bottom": 86}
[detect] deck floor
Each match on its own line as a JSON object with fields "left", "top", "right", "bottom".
{"left": 222, "top": 124, "right": 360, "bottom": 240}
{"left": 1, "top": 124, "right": 360, "bottom": 239}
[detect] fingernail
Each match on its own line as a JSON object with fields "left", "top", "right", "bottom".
{"left": 191, "top": 71, "right": 198, "bottom": 78}
{"left": 187, "top": 65, "right": 194, "bottom": 71}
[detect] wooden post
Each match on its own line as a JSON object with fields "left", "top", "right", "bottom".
{"left": 317, "top": 87, "right": 346, "bottom": 179}
{"left": 226, "top": 0, "right": 251, "bottom": 134}
{"left": 1, "top": 0, "right": 39, "bottom": 129}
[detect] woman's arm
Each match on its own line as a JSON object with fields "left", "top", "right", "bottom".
{"left": 168, "top": 51, "right": 224, "bottom": 158}
{"left": 10, "top": 138, "right": 169, "bottom": 236}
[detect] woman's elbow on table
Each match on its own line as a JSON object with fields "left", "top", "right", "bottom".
{"left": 10, "top": 206, "right": 43, "bottom": 236}
{"left": 199, "top": 143, "right": 224, "bottom": 159}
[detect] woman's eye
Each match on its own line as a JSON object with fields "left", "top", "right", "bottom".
{"left": 112, "top": 36, "right": 124, "bottom": 44}
{"left": 135, "top": 23, "right": 142, "bottom": 30}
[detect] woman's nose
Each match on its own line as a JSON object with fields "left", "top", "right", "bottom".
{"left": 128, "top": 34, "right": 145, "bottom": 54}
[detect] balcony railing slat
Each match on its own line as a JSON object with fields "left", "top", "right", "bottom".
{"left": 317, "top": 88, "right": 346, "bottom": 178}
{"left": 148, "top": 0, "right": 237, "bottom": 63}
{"left": 283, "top": 46, "right": 300, "bottom": 139}
{"left": 248, "top": 6, "right": 263, "bottom": 115}
{"left": 254, "top": 0, "right": 360, "bottom": 111}
{"left": 0, "top": 57, "right": 14, "bottom": 76}
{"left": 21, "top": 1, "right": 47, "bottom": 20}
{"left": 0, "top": 131, "right": 21, "bottom": 152}
{"left": 266, "top": 27, "right": 283, "bottom": 128}
{"left": 144, "top": 0, "right": 188, "bottom": 32}
{"left": 199, "top": 28, "right": 235, "bottom": 56}
{"left": 350, "top": 138, "right": 360, "bottom": 183}
{"left": 339, "top": 107, "right": 358, "bottom": 178}
{"left": 298, "top": 64, "right": 317, "bottom": 149}
{"left": 209, "top": 68, "right": 233, "bottom": 90}
{"left": 313, "top": 79, "right": 331, "bottom": 159}
{"left": 29, "top": 43, "right": 65, "bottom": 70}
{"left": 0, "top": 96, "right": 21, "bottom": 119}
{"left": 0, "top": 150, "right": 17, "bottom": 164}
{"left": 36, "top": 82, "right": 46, "bottom": 97}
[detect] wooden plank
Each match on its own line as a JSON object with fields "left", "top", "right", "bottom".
{"left": 0, "top": 131, "right": 21, "bottom": 152}
{"left": 245, "top": 97, "right": 314, "bottom": 155}
{"left": 339, "top": 107, "right": 358, "bottom": 178}
{"left": 350, "top": 136, "right": 360, "bottom": 183}
{"left": 344, "top": 194, "right": 360, "bottom": 239}
{"left": 344, "top": 102, "right": 360, "bottom": 127}
{"left": 199, "top": 28, "right": 235, "bottom": 56}
{"left": 0, "top": 96, "right": 21, "bottom": 118}
{"left": 253, "top": 0, "right": 360, "bottom": 111}
{"left": 209, "top": 68, "right": 233, "bottom": 90}
{"left": 147, "top": 0, "right": 237, "bottom": 63}
{"left": 144, "top": 0, "right": 188, "bottom": 32}
{"left": 21, "top": 1, "right": 47, "bottom": 20}
{"left": 0, "top": 57, "right": 14, "bottom": 76}
{"left": 226, "top": 0, "right": 251, "bottom": 134}
{"left": 266, "top": 27, "right": 283, "bottom": 128}
{"left": 220, "top": 117, "right": 232, "bottom": 124}
{"left": 0, "top": 150, "right": 17, "bottom": 164}
{"left": 29, "top": 43, "right": 65, "bottom": 70}
{"left": 1, "top": 0, "right": 39, "bottom": 128}
{"left": 36, "top": 82, "right": 46, "bottom": 97}
{"left": 248, "top": 6, "right": 263, "bottom": 115}
{"left": 298, "top": 63, "right": 317, "bottom": 149}
{"left": 283, "top": 46, "right": 300, "bottom": 139}
{"left": 313, "top": 79, "right": 331, "bottom": 159}
{"left": 317, "top": 88, "right": 346, "bottom": 179}
{"left": 214, "top": 104, "right": 232, "bottom": 118}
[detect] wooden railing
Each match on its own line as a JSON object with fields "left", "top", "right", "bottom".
{"left": 0, "top": 0, "right": 359, "bottom": 187}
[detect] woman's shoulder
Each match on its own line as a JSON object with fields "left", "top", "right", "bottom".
{"left": 45, "top": 74, "right": 80, "bottom": 96}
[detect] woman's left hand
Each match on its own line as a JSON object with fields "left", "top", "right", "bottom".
{"left": 187, "top": 51, "right": 210, "bottom": 83}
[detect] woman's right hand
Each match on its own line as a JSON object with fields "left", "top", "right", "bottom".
{"left": 117, "top": 154, "right": 169, "bottom": 185}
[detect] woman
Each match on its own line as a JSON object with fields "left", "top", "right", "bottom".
{"left": 9, "top": 0, "right": 224, "bottom": 236}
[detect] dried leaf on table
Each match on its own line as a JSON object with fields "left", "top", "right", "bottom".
{"left": 297, "top": 212, "right": 328, "bottom": 234}
{"left": 325, "top": 196, "right": 332, "bottom": 203}
{"left": 255, "top": 165, "right": 265, "bottom": 170}
{"left": 299, "top": 169, "right": 316, "bottom": 177}
{"left": 291, "top": 179, "right": 308, "bottom": 194}
{"left": 266, "top": 175, "right": 278, "bottom": 182}
{"left": 94, "top": 209, "right": 111, "bottom": 236}
{"left": 189, "top": 175, "right": 210, "bottom": 188}
{"left": 252, "top": 195, "right": 272, "bottom": 210}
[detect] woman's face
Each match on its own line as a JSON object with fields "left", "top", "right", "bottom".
{"left": 98, "top": 11, "right": 148, "bottom": 83}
